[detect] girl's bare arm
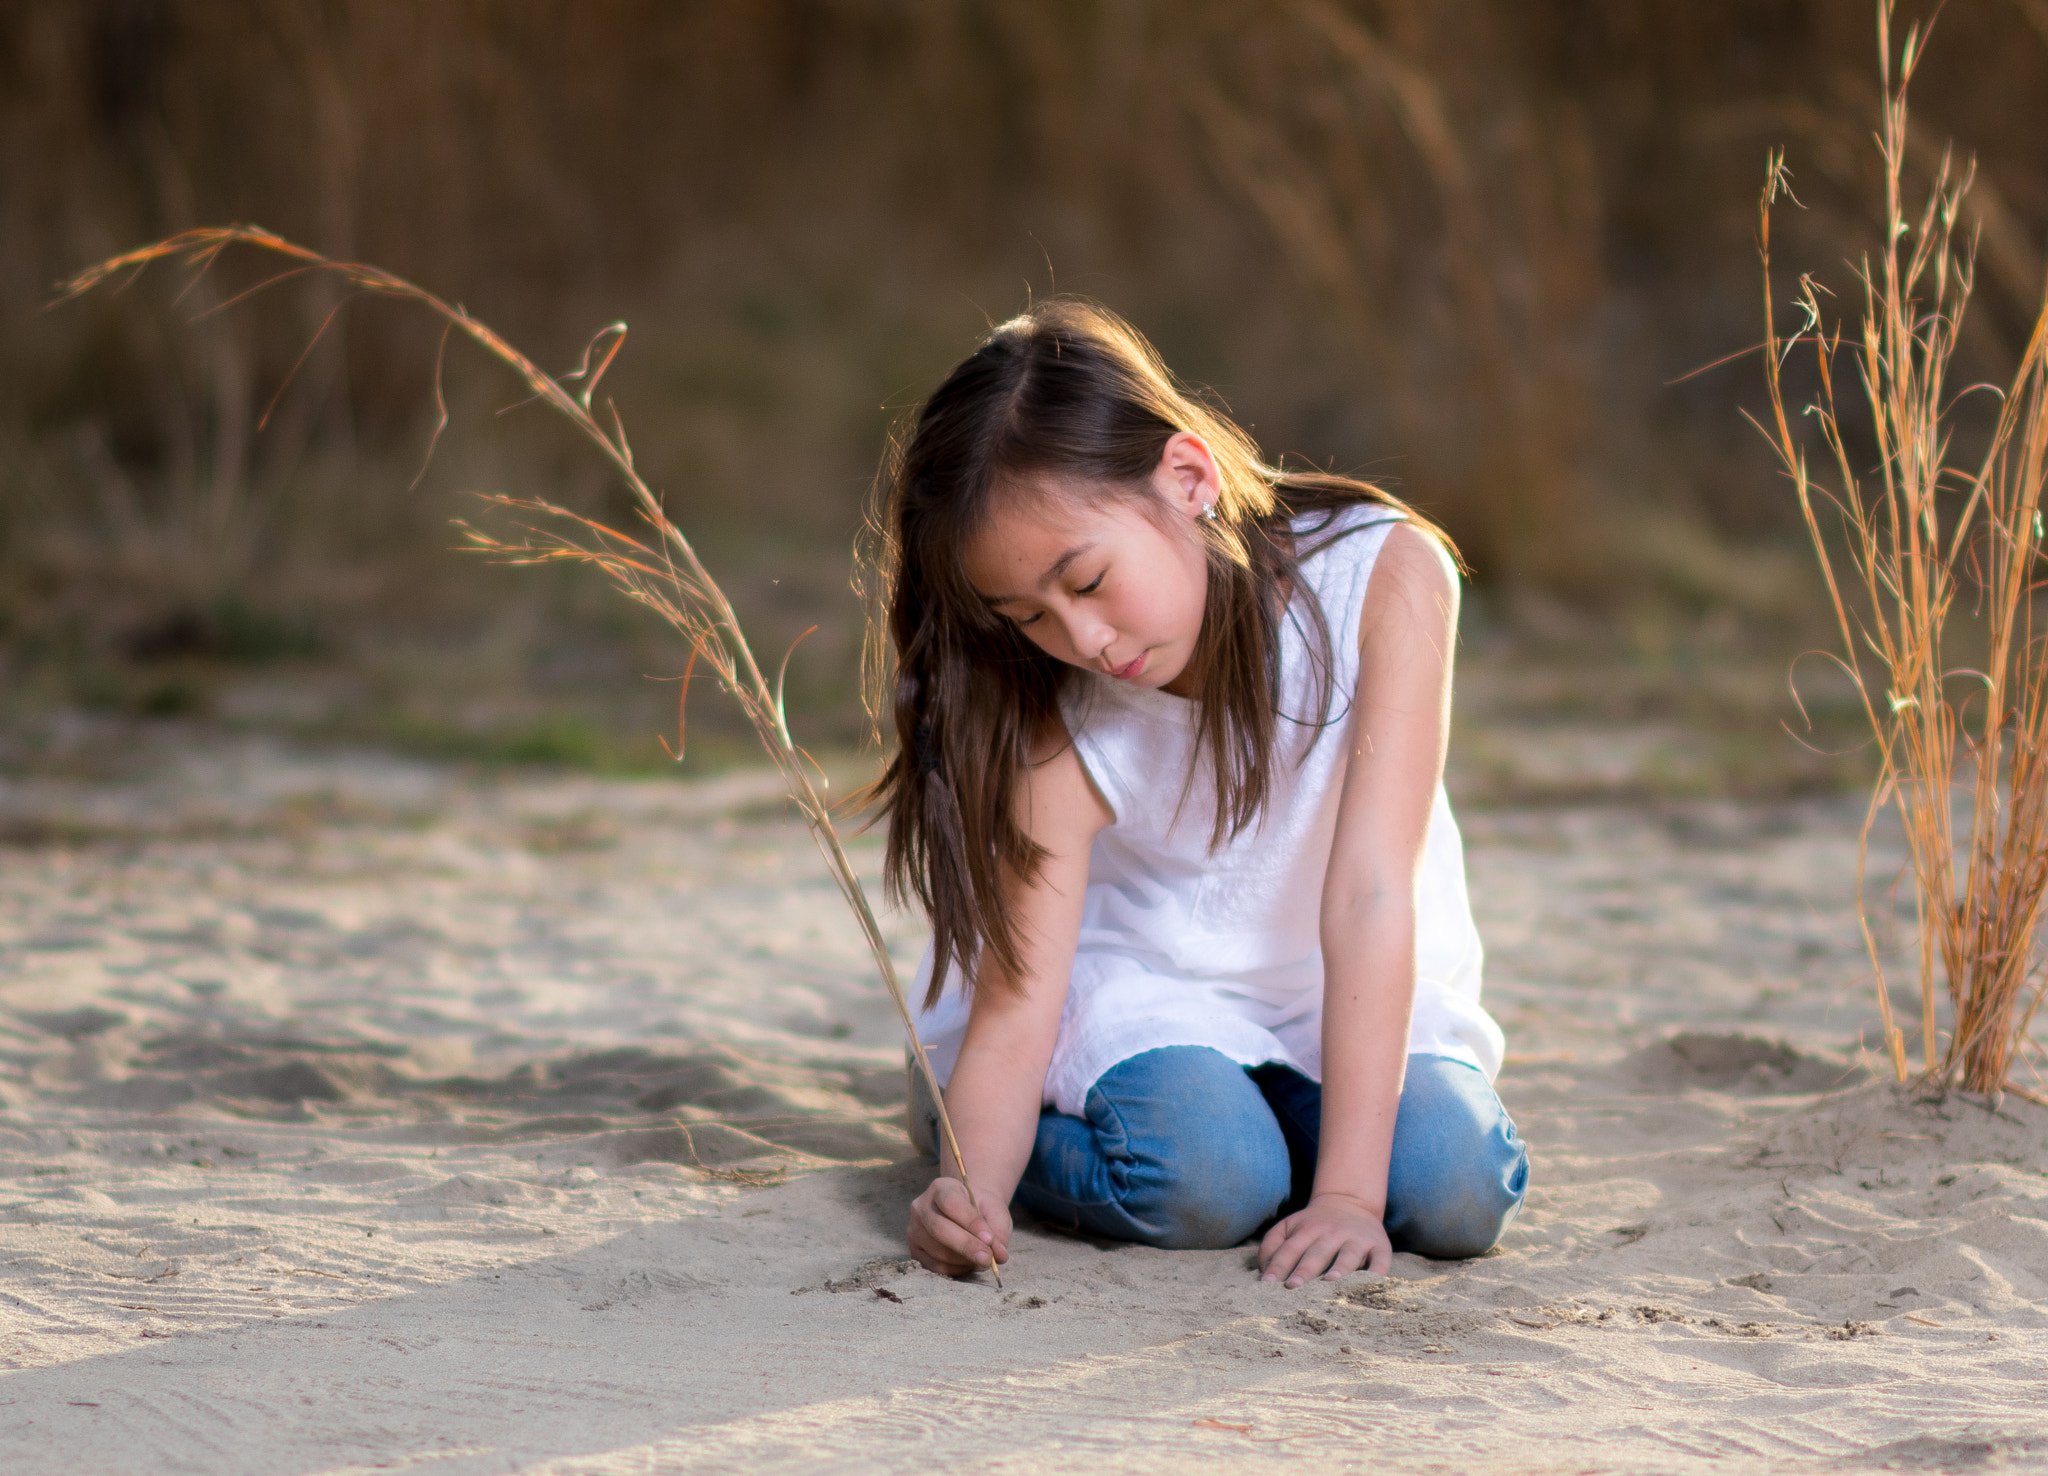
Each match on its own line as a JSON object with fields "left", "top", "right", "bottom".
{"left": 1259, "top": 522, "right": 1457, "bottom": 1285}
{"left": 907, "top": 722, "right": 1111, "bottom": 1275}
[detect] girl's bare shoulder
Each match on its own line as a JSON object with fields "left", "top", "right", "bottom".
{"left": 1023, "top": 707, "right": 1114, "bottom": 838}
{"left": 1360, "top": 522, "right": 1459, "bottom": 646}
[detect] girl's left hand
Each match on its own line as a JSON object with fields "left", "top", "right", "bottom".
{"left": 1257, "top": 1191, "right": 1393, "bottom": 1287}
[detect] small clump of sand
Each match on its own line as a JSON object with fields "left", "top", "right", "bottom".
{"left": 1, "top": 717, "right": 2044, "bottom": 1474}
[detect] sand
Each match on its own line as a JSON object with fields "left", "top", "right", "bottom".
{"left": 3, "top": 714, "right": 2046, "bottom": 1474}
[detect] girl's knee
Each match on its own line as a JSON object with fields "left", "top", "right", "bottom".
{"left": 1386, "top": 1056, "right": 1529, "bottom": 1260}
{"left": 1093, "top": 1048, "right": 1292, "bottom": 1247}
{"left": 1389, "top": 1130, "right": 1528, "bottom": 1259}
{"left": 1123, "top": 1134, "right": 1290, "bottom": 1248}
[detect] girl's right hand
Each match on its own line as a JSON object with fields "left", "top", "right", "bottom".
{"left": 907, "top": 1176, "right": 1011, "bottom": 1276}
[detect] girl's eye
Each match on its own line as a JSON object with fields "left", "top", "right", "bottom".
{"left": 1077, "top": 574, "right": 1104, "bottom": 596}
{"left": 1012, "top": 611, "right": 1043, "bottom": 628}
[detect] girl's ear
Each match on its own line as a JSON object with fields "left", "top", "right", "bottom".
{"left": 1155, "top": 431, "right": 1222, "bottom": 522}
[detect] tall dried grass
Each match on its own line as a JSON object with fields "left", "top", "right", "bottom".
{"left": 61, "top": 226, "right": 998, "bottom": 1274}
{"left": 1758, "top": 7, "right": 2048, "bottom": 1096}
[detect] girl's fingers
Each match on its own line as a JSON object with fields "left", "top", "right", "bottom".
{"left": 915, "top": 1200, "right": 995, "bottom": 1269}
{"left": 909, "top": 1179, "right": 1011, "bottom": 1275}
{"left": 1318, "top": 1240, "right": 1371, "bottom": 1282}
{"left": 1281, "top": 1235, "right": 1338, "bottom": 1287}
{"left": 984, "top": 1217, "right": 1012, "bottom": 1264}
{"left": 931, "top": 1180, "right": 997, "bottom": 1240}
{"left": 910, "top": 1221, "right": 985, "bottom": 1274}
{"left": 1274, "top": 1227, "right": 1383, "bottom": 1286}
{"left": 975, "top": 1205, "right": 1012, "bottom": 1264}
{"left": 1257, "top": 1234, "right": 1294, "bottom": 1282}
{"left": 1256, "top": 1213, "right": 1299, "bottom": 1271}
{"left": 1263, "top": 1226, "right": 1321, "bottom": 1285}
{"left": 909, "top": 1203, "right": 978, "bottom": 1261}
{"left": 1259, "top": 1207, "right": 1393, "bottom": 1286}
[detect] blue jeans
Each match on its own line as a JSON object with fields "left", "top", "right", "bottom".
{"left": 1009, "top": 1046, "right": 1527, "bottom": 1259}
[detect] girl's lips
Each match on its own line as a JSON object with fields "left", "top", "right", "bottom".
{"left": 1107, "top": 652, "right": 1147, "bottom": 681}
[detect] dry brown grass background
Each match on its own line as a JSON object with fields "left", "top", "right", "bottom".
{"left": 4, "top": 1, "right": 2047, "bottom": 770}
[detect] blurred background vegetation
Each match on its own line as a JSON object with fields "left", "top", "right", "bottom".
{"left": 3, "top": 1, "right": 2045, "bottom": 793}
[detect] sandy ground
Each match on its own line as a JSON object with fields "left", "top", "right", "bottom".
{"left": 3, "top": 714, "right": 2046, "bottom": 1474}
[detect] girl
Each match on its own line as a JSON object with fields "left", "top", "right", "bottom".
{"left": 867, "top": 301, "right": 1525, "bottom": 1287}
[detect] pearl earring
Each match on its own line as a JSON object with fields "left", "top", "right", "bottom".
{"left": 1201, "top": 501, "right": 1217, "bottom": 520}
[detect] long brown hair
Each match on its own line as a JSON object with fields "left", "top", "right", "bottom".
{"left": 861, "top": 300, "right": 1444, "bottom": 1005}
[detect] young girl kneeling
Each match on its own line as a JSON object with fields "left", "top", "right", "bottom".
{"left": 869, "top": 302, "right": 1526, "bottom": 1287}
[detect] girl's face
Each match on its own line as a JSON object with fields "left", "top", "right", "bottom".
{"left": 962, "top": 433, "right": 1218, "bottom": 697}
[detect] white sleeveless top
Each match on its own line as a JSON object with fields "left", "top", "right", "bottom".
{"left": 913, "top": 505, "right": 1504, "bottom": 1117}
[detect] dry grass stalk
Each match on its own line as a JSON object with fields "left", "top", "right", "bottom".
{"left": 1757, "top": 6, "right": 2048, "bottom": 1095}
{"left": 61, "top": 226, "right": 997, "bottom": 1278}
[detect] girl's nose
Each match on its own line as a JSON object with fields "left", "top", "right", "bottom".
{"left": 1059, "top": 608, "right": 1114, "bottom": 663}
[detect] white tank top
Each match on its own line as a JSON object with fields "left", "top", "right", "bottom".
{"left": 914, "top": 504, "right": 1504, "bottom": 1116}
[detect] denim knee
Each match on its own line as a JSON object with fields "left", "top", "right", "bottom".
{"left": 1026, "top": 1046, "right": 1292, "bottom": 1250}
{"left": 1111, "top": 1105, "right": 1291, "bottom": 1250}
{"left": 1388, "top": 1140, "right": 1526, "bottom": 1259}
{"left": 1383, "top": 1055, "right": 1529, "bottom": 1260}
